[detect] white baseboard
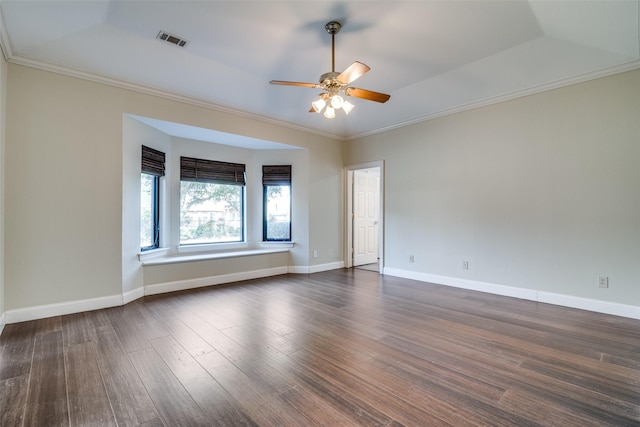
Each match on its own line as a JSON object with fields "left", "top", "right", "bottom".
{"left": 310, "top": 261, "right": 344, "bottom": 273}
{"left": 383, "top": 268, "right": 640, "bottom": 320}
{"left": 289, "top": 261, "right": 344, "bottom": 274}
{"left": 123, "top": 287, "right": 145, "bottom": 304}
{"left": 0, "top": 312, "right": 5, "bottom": 335}
{"left": 537, "top": 291, "right": 640, "bottom": 320}
{"left": 4, "top": 294, "right": 124, "bottom": 324}
{"left": 144, "top": 266, "right": 288, "bottom": 296}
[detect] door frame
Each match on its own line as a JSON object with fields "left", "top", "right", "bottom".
{"left": 344, "top": 161, "right": 384, "bottom": 273}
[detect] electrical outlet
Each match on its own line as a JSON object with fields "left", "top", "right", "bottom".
{"left": 598, "top": 275, "right": 609, "bottom": 288}
{"left": 409, "top": 255, "right": 414, "bottom": 263}
{"left": 313, "top": 250, "right": 318, "bottom": 258}
{"left": 463, "top": 261, "right": 469, "bottom": 270}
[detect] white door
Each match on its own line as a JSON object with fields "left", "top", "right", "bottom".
{"left": 353, "top": 168, "right": 379, "bottom": 266}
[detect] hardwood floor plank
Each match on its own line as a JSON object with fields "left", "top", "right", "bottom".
{"left": 498, "top": 388, "right": 636, "bottom": 427}
{"left": 217, "top": 321, "right": 397, "bottom": 426}
{"left": 65, "top": 342, "right": 116, "bottom": 426}
{"left": 136, "top": 418, "right": 166, "bottom": 427}
{"left": 289, "top": 349, "right": 454, "bottom": 427}
{"left": 180, "top": 290, "right": 238, "bottom": 330}
{"left": 150, "top": 335, "right": 257, "bottom": 426}
{"left": 276, "top": 385, "right": 359, "bottom": 426}
{"left": 518, "top": 359, "right": 640, "bottom": 420}
{"left": 195, "top": 349, "right": 315, "bottom": 426}
{"left": 0, "top": 374, "right": 29, "bottom": 425}
{"left": 223, "top": 324, "right": 303, "bottom": 356}
{"left": 128, "top": 347, "right": 211, "bottom": 427}
{"left": 601, "top": 352, "right": 640, "bottom": 369}
{"left": 380, "top": 333, "right": 640, "bottom": 425}
{"left": 24, "top": 330, "right": 68, "bottom": 426}
{"left": 105, "top": 306, "right": 153, "bottom": 353}
{"left": 399, "top": 313, "right": 638, "bottom": 389}
{"left": 168, "top": 302, "right": 300, "bottom": 398}
{"left": 214, "top": 330, "right": 299, "bottom": 395}
{"left": 144, "top": 297, "right": 215, "bottom": 357}
{"left": 276, "top": 352, "right": 396, "bottom": 426}
{"left": 83, "top": 309, "right": 112, "bottom": 330}
{"left": 369, "top": 357, "right": 537, "bottom": 427}
{"left": 293, "top": 321, "right": 509, "bottom": 410}
{"left": 0, "top": 322, "right": 36, "bottom": 381}
{"left": 61, "top": 312, "right": 97, "bottom": 347}
{"left": 93, "top": 326, "right": 159, "bottom": 426}
{"left": 129, "top": 300, "right": 173, "bottom": 341}
{"left": 32, "top": 316, "right": 63, "bottom": 336}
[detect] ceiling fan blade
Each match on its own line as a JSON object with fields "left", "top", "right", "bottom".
{"left": 270, "top": 80, "right": 319, "bottom": 88}
{"left": 336, "top": 61, "right": 370, "bottom": 84}
{"left": 345, "top": 87, "right": 390, "bottom": 103}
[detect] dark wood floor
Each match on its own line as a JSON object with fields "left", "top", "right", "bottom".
{"left": 1, "top": 269, "right": 639, "bottom": 426}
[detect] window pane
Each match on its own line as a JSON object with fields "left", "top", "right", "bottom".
{"left": 140, "top": 173, "right": 157, "bottom": 249}
{"left": 180, "top": 181, "right": 243, "bottom": 244}
{"left": 264, "top": 185, "right": 291, "bottom": 241}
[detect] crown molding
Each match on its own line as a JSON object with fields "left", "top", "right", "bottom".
{"left": 5, "top": 52, "right": 639, "bottom": 143}
{"left": 346, "top": 59, "right": 640, "bottom": 141}
{"left": 7, "top": 54, "right": 345, "bottom": 142}
{"left": 0, "top": 5, "right": 13, "bottom": 61}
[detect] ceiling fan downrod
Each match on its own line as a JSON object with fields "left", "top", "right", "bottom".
{"left": 325, "top": 21, "right": 341, "bottom": 73}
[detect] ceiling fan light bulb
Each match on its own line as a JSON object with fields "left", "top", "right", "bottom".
{"left": 330, "top": 95, "right": 344, "bottom": 109}
{"left": 342, "top": 99, "right": 355, "bottom": 114}
{"left": 311, "top": 98, "right": 326, "bottom": 113}
{"left": 324, "top": 106, "right": 335, "bottom": 118}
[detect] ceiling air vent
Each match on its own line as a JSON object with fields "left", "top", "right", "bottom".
{"left": 157, "top": 31, "right": 188, "bottom": 47}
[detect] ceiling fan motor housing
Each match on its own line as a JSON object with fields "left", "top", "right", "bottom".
{"left": 325, "top": 21, "right": 341, "bottom": 34}
{"left": 320, "top": 71, "right": 341, "bottom": 84}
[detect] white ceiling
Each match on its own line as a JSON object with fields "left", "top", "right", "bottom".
{"left": 1, "top": 1, "right": 638, "bottom": 141}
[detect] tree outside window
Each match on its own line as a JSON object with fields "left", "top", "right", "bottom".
{"left": 264, "top": 185, "right": 290, "bottom": 241}
{"left": 140, "top": 173, "right": 160, "bottom": 249}
{"left": 263, "top": 165, "right": 291, "bottom": 241}
{"left": 180, "top": 181, "right": 243, "bottom": 244}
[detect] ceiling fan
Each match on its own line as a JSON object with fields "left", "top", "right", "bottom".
{"left": 270, "top": 21, "right": 390, "bottom": 118}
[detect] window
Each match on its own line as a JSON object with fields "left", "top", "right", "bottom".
{"left": 263, "top": 165, "right": 291, "bottom": 241}
{"left": 180, "top": 156, "right": 246, "bottom": 245}
{"left": 140, "top": 173, "right": 159, "bottom": 249}
{"left": 140, "top": 145, "right": 165, "bottom": 251}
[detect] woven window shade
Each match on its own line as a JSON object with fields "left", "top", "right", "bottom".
{"left": 141, "top": 145, "right": 165, "bottom": 177}
{"left": 262, "top": 165, "right": 292, "bottom": 186}
{"left": 180, "top": 156, "right": 246, "bottom": 186}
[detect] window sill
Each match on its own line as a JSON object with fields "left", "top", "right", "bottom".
{"left": 141, "top": 247, "right": 289, "bottom": 266}
{"left": 138, "top": 247, "right": 170, "bottom": 262}
{"left": 177, "top": 242, "right": 249, "bottom": 254}
{"left": 259, "top": 241, "right": 295, "bottom": 249}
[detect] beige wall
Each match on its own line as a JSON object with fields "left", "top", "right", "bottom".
{"left": 345, "top": 69, "right": 640, "bottom": 310}
{"left": 0, "top": 53, "right": 6, "bottom": 328}
{"left": 5, "top": 64, "right": 343, "bottom": 313}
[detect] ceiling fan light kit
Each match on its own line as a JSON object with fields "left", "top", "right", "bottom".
{"left": 270, "top": 21, "right": 390, "bottom": 119}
